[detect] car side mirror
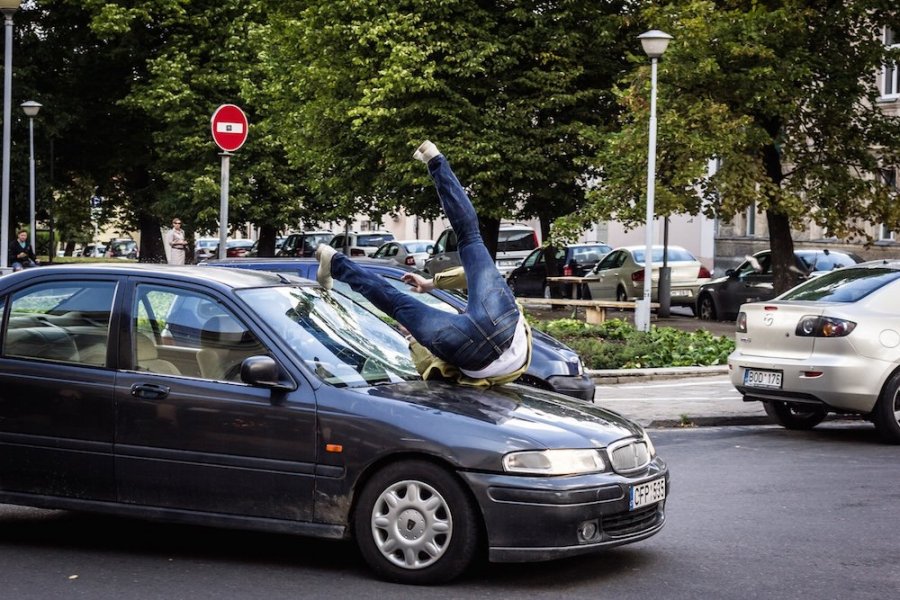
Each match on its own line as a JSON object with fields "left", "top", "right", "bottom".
{"left": 241, "top": 356, "right": 296, "bottom": 392}
{"left": 725, "top": 269, "right": 735, "bottom": 277}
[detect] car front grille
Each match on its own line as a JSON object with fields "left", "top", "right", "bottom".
{"left": 603, "top": 504, "right": 663, "bottom": 538}
{"left": 607, "top": 439, "right": 651, "bottom": 474}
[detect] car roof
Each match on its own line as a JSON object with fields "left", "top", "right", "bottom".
{"left": 850, "top": 259, "right": 900, "bottom": 270}
{"left": 3, "top": 263, "right": 299, "bottom": 290}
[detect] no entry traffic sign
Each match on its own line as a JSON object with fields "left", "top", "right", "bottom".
{"left": 211, "top": 104, "right": 249, "bottom": 152}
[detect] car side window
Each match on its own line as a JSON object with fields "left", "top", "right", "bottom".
{"left": 3, "top": 280, "right": 116, "bottom": 367}
{"left": 522, "top": 249, "right": 541, "bottom": 268}
{"left": 135, "top": 285, "right": 267, "bottom": 381}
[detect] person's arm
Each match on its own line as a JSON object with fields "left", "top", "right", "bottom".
{"left": 431, "top": 266, "right": 467, "bottom": 290}
{"left": 401, "top": 273, "right": 435, "bottom": 293}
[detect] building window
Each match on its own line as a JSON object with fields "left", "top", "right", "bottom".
{"left": 882, "top": 27, "right": 899, "bottom": 99}
{"left": 879, "top": 224, "right": 894, "bottom": 241}
{"left": 745, "top": 201, "right": 757, "bottom": 236}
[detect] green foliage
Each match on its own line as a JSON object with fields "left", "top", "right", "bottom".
{"left": 533, "top": 317, "right": 734, "bottom": 370}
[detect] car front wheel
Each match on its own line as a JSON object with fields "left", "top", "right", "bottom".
{"left": 873, "top": 372, "right": 900, "bottom": 444}
{"left": 353, "top": 460, "right": 481, "bottom": 585}
{"left": 763, "top": 401, "right": 827, "bottom": 430}
{"left": 616, "top": 286, "right": 628, "bottom": 302}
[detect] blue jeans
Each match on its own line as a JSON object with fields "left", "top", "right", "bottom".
{"left": 331, "top": 155, "right": 520, "bottom": 371}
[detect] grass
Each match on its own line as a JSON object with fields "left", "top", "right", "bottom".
{"left": 528, "top": 316, "right": 735, "bottom": 370}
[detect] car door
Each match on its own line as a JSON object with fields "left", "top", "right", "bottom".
{"left": 424, "top": 229, "right": 460, "bottom": 274}
{"left": 588, "top": 251, "right": 626, "bottom": 299}
{"left": 513, "top": 248, "right": 547, "bottom": 297}
{"left": 113, "top": 278, "right": 317, "bottom": 521}
{"left": 722, "top": 253, "right": 775, "bottom": 315}
{"left": 0, "top": 275, "right": 119, "bottom": 501}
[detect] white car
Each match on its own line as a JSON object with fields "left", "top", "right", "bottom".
{"left": 582, "top": 245, "right": 711, "bottom": 309}
{"left": 371, "top": 239, "right": 434, "bottom": 270}
{"left": 329, "top": 231, "right": 395, "bottom": 257}
{"left": 424, "top": 224, "right": 539, "bottom": 278}
{"left": 728, "top": 260, "right": 900, "bottom": 443}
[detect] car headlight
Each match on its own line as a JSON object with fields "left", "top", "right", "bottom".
{"left": 502, "top": 449, "right": 607, "bottom": 475}
{"left": 642, "top": 431, "right": 657, "bottom": 458}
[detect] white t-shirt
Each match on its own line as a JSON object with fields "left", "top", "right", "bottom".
{"left": 460, "top": 315, "right": 528, "bottom": 380}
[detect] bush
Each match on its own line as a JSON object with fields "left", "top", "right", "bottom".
{"left": 530, "top": 317, "right": 735, "bottom": 370}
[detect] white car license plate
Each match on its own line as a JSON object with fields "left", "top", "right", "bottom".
{"left": 670, "top": 289, "right": 689, "bottom": 297}
{"left": 744, "top": 369, "right": 783, "bottom": 389}
{"left": 630, "top": 477, "right": 666, "bottom": 510}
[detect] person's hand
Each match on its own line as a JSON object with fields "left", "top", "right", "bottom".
{"left": 401, "top": 273, "right": 435, "bottom": 293}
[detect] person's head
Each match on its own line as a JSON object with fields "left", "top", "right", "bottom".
{"left": 172, "top": 218, "right": 182, "bottom": 229}
{"left": 17, "top": 230, "right": 27, "bottom": 242}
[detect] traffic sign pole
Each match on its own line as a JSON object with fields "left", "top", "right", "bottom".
{"left": 210, "top": 104, "right": 248, "bottom": 258}
{"left": 219, "top": 152, "right": 231, "bottom": 260}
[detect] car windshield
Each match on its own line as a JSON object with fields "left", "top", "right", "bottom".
{"left": 237, "top": 285, "right": 418, "bottom": 388}
{"left": 779, "top": 267, "right": 900, "bottom": 302}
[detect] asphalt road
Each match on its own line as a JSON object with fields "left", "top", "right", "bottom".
{"left": 1, "top": 424, "right": 897, "bottom": 599}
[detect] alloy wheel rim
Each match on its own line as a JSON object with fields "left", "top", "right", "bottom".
{"left": 370, "top": 480, "right": 452, "bottom": 570}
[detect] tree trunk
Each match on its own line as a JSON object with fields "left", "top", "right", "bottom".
{"left": 255, "top": 223, "right": 278, "bottom": 257}
{"left": 138, "top": 213, "right": 167, "bottom": 263}
{"left": 760, "top": 134, "right": 797, "bottom": 295}
{"left": 479, "top": 215, "right": 500, "bottom": 261}
{"left": 766, "top": 208, "right": 798, "bottom": 295}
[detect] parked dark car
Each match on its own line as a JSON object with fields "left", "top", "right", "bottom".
{"left": 696, "top": 248, "right": 864, "bottom": 321}
{"left": 206, "top": 257, "right": 596, "bottom": 401}
{"left": 210, "top": 239, "right": 255, "bottom": 259}
{"left": 508, "top": 243, "right": 612, "bottom": 298}
{"left": 276, "top": 231, "right": 334, "bottom": 257}
{"left": 0, "top": 264, "right": 668, "bottom": 584}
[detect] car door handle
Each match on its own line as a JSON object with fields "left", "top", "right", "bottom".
{"left": 131, "top": 383, "right": 171, "bottom": 400}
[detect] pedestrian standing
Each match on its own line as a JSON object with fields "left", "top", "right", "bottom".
{"left": 165, "top": 218, "right": 188, "bottom": 265}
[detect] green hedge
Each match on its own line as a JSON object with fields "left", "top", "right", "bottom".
{"left": 530, "top": 317, "right": 735, "bottom": 370}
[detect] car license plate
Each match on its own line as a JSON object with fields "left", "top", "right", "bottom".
{"left": 670, "top": 289, "right": 689, "bottom": 297}
{"left": 744, "top": 369, "right": 783, "bottom": 389}
{"left": 630, "top": 477, "right": 666, "bottom": 510}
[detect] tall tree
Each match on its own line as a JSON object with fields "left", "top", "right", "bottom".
{"left": 265, "top": 0, "right": 634, "bottom": 256}
{"left": 559, "top": 0, "right": 900, "bottom": 293}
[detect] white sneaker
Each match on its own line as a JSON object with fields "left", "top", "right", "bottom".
{"left": 413, "top": 140, "right": 440, "bottom": 163}
{"left": 315, "top": 244, "right": 337, "bottom": 289}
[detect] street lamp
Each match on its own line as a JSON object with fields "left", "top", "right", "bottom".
{"left": 0, "top": 0, "right": 20, "bottom": 272}
{"left": 21, "top": 100, "right": 39, "bottom": 254}
{"left": 635, "top": 29, "right": 673, "bottom": 332}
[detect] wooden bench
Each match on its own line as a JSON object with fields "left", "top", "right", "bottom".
{"left": 517, "top": 298, "right": 659, "bottom": 324}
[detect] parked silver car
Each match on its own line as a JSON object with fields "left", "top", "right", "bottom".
{"left": 728, "top": 260, "right": 900, "bottom": 443}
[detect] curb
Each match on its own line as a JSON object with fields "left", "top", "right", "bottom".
{"left": 588, "top": 365, "right": 728, "bottom": 384}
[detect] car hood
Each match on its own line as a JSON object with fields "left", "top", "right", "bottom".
{"left": 359, "top": 380, "right": 643, "bottom": 449}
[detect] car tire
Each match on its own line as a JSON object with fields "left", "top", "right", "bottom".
{"left": 616, "top": 286, "right": 628, "bottom": 303}
{"left": 353, "top": 460, "right": 481, "bottom": 585}
{"left": 507, "top": 278, "right": 518, "bottom": 296}
{"left": 698, "top": 294, "right": 717, "bottom": 321}
{"left": 763, "top": 401, "right": 827, "bottom": 430}
{"left": 580, "top": 284, "right": 592, "bottom": 300}
{"left": 873, "top": 372, "right": 900, "bottom": 444}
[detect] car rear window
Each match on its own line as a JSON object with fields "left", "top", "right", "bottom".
{"left": 632, "top": 247, "right": 696, "bottom": 263}
{"left": 780, "top": 267, "right": 900, "bottom": 302}
{"left": 498, "top": 230, "right": 537, "bottom": 252}
{"left": 796, "top": 251, "right": 859, "bottom": 272}
{"left": 358, "top": 234, "right": 393, "bottom": 247}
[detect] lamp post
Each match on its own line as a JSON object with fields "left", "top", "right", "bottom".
{"left": 0, "top": 0, "right": 20, "bottom": 272}
{"left": 635, "top": 29, "right": 673, "bottom": 332}
{"left": 21, "top": 100, "right": 39, "bottom": 254}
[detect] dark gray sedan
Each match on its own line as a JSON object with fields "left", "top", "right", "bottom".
{"left": 0, "top": 264, "right": 668, "bottom": 584}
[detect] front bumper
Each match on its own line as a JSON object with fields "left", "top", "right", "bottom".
{"left": 729, "top": 351, "right": 890, "bottom": 413}
{"left": 461, "top": 458, "right": 668, "bottom": 562}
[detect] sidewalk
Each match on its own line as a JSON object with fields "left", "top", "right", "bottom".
{"left": 586, "top": 368, "right": 771, "bottom": 429}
